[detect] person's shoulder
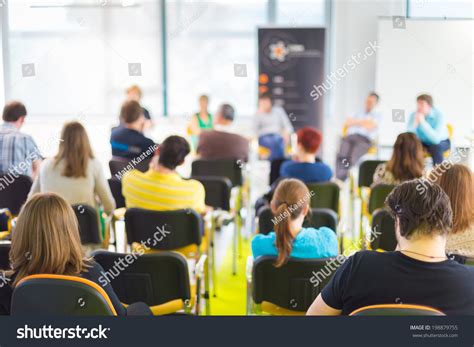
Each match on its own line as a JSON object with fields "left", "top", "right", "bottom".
{"left": 301, "top": 227, "right": 337, "bottom": 242}
{"left": 122, "top": 168, "right": 142, "bottom": 182}
{"left": 186, "top": 177, "right": 205, "bottom": 191}
{"left": 251, "top": 232, "right": 276, "bottom": 251}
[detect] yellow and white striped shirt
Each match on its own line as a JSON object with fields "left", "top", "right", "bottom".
{"left": 122, "top": 169, "right": 205, "bottom": 213}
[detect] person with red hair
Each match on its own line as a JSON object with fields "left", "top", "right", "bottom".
{"left": 280, "top": 127, "right": 332, "bottom": 183}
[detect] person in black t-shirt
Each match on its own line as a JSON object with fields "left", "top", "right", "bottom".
{"left": 110, "top": 100, "right": 156, "bottom": 160}
{"left": 307, "top": 179, "right": 474, "bottom": 316}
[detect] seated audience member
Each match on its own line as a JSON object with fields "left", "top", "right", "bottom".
{"left": 189, "top": 94, "right": 213, "bottom": 136}
{"left": 197, "top": 104, "right": 249, "bottom": 161}
{"left": 0, "top": 193, "right": 150, "bottom": 315}
{"left": 255, "top": 92, "right": 293, "bottom": 160}
{"left": 122, "top": 135, "right": 205, "bottom": 213}
{"left": 336, "top": 92, "right": 380, "bottom": 180}
{"left": 126, "top": 84, "right": 153, "bottom": 128}
{"left": 29, "top": 121, "right": 115, "bottom": 215}
{"left": 280, "top": 127, "right": 332, "bottom": 183}
{"left": 408, "top": 94, "right": 450, "bottom": 165}
{"left": 431, "top": 164, "right": 474, "bottom": 257}
{"left": 307, "top": 179, "right": 474, "bottom": 316}
{"left": 0, "top": 101, "right": 42, "bottom": 178}
{"left": 252, "top": 179, "right": 338, "bottom": 265}
{"left": 372, "top": 132, "right": 424, "bottom": 187}
{"left": 110, "top": 100, "right": 156, "bottom": 160}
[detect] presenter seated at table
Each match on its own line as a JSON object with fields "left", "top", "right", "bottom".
{"left": 280, "top": 127, "right": 332, "bottom": 183}
{"left": 125, "top": 84, "right": 153, "bottom": 129}
{"left": 336, "top": 92, "right": 381, "bottom": 181}
{"left": 188, "top": 94, "right": 213, "bottom": 149}
{"left": 407, "top": 94, "right": 450, "bottom": 165}
{"left": 197, "top": 103, "right": 249, "bottom": 162}
{"left": 254, "top": 92, "right": 293, "bottom": 161}
{"left": 110, "top": 100, "right": 156, "bottom": 160}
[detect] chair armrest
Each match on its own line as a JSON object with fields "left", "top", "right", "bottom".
{"left": 195, "top": 254, "right": 208, "bottom": 279}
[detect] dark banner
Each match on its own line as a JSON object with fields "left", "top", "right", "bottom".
{"left": 0, "top": 316, "right": 473, "bottom": 346}
{"left": 258, "top": 27, "right": 325, "bottom": 130}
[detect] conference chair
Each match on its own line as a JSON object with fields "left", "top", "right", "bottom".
{"left": 306, "top": 182, "right": 340, "bottom": 214}
{"left": 0, "top": 174, "right": 32, "bottom": 240}
{"left": 124, "top": 208, "right": 210, "bottom": 314}
{"left": 191, "top": 175, "right": 233, "bottom": 296}
{"left": 269, "top": 158, "right": 288, "bottom": 185}
{"left": 360, "top": 184, "right": 395, "bottom": 249}
{"left": 248, "top": 256, "right": 336, "bottom": 315}
{"left": 349, "top": 304, "right": 445, "bottom": 316}
{"left": 107, "top": 178, "right": 126, "bottom": 251}
{"left": 11, "top": 274, "right": 117, "bottom": 316}
{"left": 191, "top": 159, "right": 244, "bottom": 275}
{"left": 358, "top": 160, "right": 386, "bottom": 189}
{"left": 0, "top": 209, "right": 13, "bottom": 241}
{"left": 72, "top": 204, "right": 108, "bottom": 249}
{"left": 257, "top": 206, "right": 338, "bottom": 235}
{"left": 370, "top": 209, "right": 397, "bottom": 251}
{"left": 109, "top": 156, "right": 151, "bottom": 179}
{"left": 0, "top": 242, "right": 10, "bottom": 269}
{"left": 93, "top": 250, "right": 206, "bottom": 315}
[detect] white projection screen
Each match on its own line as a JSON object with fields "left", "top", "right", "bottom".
{"left": 375, "top": 18, "right": 473, "bottom": 147}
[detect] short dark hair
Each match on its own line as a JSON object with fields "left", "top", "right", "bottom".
{"left": 385, "top": 179, "right": 452, "bottom": 239}
{"left": 220, "top": 104, "right": 235, "bottom": 121}
{"left": 368, "top": 92, "right": 379, "bottom": 102}
{"left": 417, "top": 94, "right": 433, "bottom": 107}
{"left": 120, "top": 100, "right": 143, "bottom": 124}
{"left": 3, "top": 101, "right": 27, "bottom": 122}
{"left": 158, "top": 136, "right": 190, "bottom": 170}
{"left": 258, "top": 92, "right": 273, "bottom": 102}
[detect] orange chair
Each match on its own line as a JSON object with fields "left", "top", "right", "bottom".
{"left": 350, "top": 304, "right": 444, "bottom": 316}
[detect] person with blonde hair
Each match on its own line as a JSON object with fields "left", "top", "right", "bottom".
{"left": 29, "top": 121, "right": 115, "bottom": 214}
{"left": 431, "top": 164, "right": 474, "bottom": 257}
{"left": 0, "top": 193, "right": 150, "bottom": 315}
{"left": 126, "top": 84, "right": 153, "bottom": 128}
{"left": 251, "top": 178, "right": 338, "bottom": 267}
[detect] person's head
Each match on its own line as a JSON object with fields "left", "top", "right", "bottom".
{"left": 120, "top": 100, "right": 145, "bottom": 129}
{"left": 199, "top": 95, "right": 209, "bottom": 112}
{"left": 270, "top": 179, "right": 311, "bottom": 267}
{"left": 296, "top": 127, "right": 322, "bottom": 156}
{"left": 258, "top": 92, "right": 273, "bottom": 113}
{"left": 365, "top": 92, "right": 379, "bottom": 112}
{"left": 2, "top": 101, "right": 27, "bottom": 128}
{"left": 386, "top": 132, "right": 424, "bottom": 181}
{"left": 416, "top": 94, "right": 433, "bottom": 115}
{"left": 385, "top": 179, "right": 452, "bottom": 244}
{"left": 55, "top": 121, "right": 94, "bottom": 178}
{"left": 9, "top": 193, "right": 88, "bottom": 287}
{"left": 215, "top": 104, "right": 235, "bottom": 125}
{"left": 126, "top": 85, "right": 142, "bottom": 102}
{"left": 430, "top": 164, "right": 474, "bottom": 234}
{"left": 154, "top": 135, "right": 190, "bottom": 171}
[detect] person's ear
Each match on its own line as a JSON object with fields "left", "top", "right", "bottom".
{"left": 394, "top": 217, "right": 402, "bottom": 241}
{"left": 302, "top": 204, "right": 310, "bottom": 217}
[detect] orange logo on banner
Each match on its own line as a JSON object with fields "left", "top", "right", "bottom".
{"left": 259, "top": 85, "right": 269, "bottom": 93}
{"left": 259, "top": 73, "right": 269, "bottom": 84}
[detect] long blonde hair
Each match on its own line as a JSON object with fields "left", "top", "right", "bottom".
{"left": 54, "top": 121, "right": 94, "bottom": 178}
{"left": 9, "top": 193, "right": 89, "bottom": 286}
{"left": 271, "top": 179, "right": 310, "bottom": 267}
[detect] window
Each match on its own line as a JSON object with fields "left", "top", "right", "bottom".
{"left": 408, "top": 0, "right": 473, "bottom": 18}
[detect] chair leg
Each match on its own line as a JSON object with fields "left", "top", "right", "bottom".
{"left": 204, "top": 255, "right": 211, "bottom": 315}
{"left": 211, "top": 215, "right": 217, "bottom": 297}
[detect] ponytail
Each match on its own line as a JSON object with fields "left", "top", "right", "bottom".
{"left": 274, "top": 202, "right": 295, "bottom": 268}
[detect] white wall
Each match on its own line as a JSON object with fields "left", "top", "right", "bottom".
{"left": 323, "top": 0, "right": 406, "bottom": 166}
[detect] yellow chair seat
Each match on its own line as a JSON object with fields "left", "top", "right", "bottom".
{"left": 260, "top": 301, "right": 306, "bottom": 316}
{"left": 113, "top": 207, "right": 126, "bottom": 220}
{"left": 0, "top": 231, "right": 10, "bottom": 240}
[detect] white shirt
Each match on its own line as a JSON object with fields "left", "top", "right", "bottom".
{"left": 346, "top": 109, "right": 381, "bottom": 141}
